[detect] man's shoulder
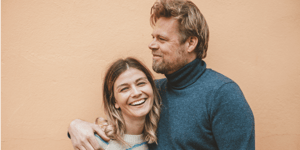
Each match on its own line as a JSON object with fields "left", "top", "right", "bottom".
{"left": 154, "top": 78, "right": 167, "bottom": 88}
{"left": 201, "top": 69, "right": 246, "bottom": 99}
{"left": 202, "top": 68, "right": 235, "bottom": 85}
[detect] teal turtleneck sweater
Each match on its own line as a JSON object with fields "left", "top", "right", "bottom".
{"left": 149, "top": 58, "right": 255, "bottom": 150}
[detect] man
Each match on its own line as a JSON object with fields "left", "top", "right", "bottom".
{"left": 68, "top": 0, "right": 255, "bottom": 149}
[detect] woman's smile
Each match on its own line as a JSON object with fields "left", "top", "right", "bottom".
{"left": 129, "top": 98, "right": 147, "bottom": 106}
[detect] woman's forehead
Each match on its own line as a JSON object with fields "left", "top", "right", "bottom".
{"left": 114, "top": 68, "right": 147, "bottom": 87}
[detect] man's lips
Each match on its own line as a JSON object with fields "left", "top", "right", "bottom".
{"left": 152, "top": 54, "right": 162, "bottom": 58}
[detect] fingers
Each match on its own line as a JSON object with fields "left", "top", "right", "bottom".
{"left": 69, "top": 119, "right": 99, "bottom": 150}
{"left": 94, "top": 118, "right": 110, "bottom": 142}
{"left": 82, "top": 139, "right": 96, "bottom": 150}
{"left": 95, "top": 117, "right": 105, "bottom": 124}
{"left": 93, "top": 125, "right": 110, "bottom": 142}
{"left": 95, "top": 117, "right": 108, "bottom": 135}
{"left": 71, "top": 137, "right": 89, "bottom": 150}
{"left": 72, "top": 137, "right": 95, "bottom": 150}
{"left": 76, "top": 146, "right": 86, "bottom": 150}
{"left": 68, "top": 119, "right": 107, "bottom": 150}
{"left": 95, "top": 117, "right": 107, "bottom": 128}
{"left": 88, "top": 136, "right": 102, "bottom": 150}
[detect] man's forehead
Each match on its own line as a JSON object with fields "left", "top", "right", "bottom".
{"left": 156, "top": 17, "right": 178, "bottom": 28}
{"left": 151, "top": 17, "right": 179, "bottom": 36}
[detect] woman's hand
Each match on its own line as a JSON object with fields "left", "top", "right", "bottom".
{"left": 68, "top": 119, "right": 110, "bottom": 150}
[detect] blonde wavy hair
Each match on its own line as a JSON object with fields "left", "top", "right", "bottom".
{"left": 150, "top": 0, "right": 209, "bottom": 59}
{"left": 101, "top": 57, "right": 161, "bottom": 146}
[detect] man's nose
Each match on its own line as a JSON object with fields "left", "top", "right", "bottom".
{"left": 148, "top": 39, "right": 158, "bottom": 51}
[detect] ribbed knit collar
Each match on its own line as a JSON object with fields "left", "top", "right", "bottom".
{"left": 165, "top": 58, "right": 206, "bottom": 89}
{"left": 123, "top": 134, "right": 144, "bottom": 143}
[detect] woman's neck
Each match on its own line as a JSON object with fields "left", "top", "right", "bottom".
{"left": 123, "top": 116, "right": 145, "bottom": 135}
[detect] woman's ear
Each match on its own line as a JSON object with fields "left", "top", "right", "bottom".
{"left": 186, "top": 36, "right": 198, "bottom": 53}
{"left": 115, "top": 103, "right": 120, "bottom": 109}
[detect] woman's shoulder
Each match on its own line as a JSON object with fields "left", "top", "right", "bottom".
{"left": 95, "top": 133, "right": 109, "bottom": 149}
{"left": 95, "top": 133, "right": 148, "bottom": 150}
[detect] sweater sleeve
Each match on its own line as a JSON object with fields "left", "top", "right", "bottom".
{"left": 211, "top": 82, "right": 255, "bottom": 150}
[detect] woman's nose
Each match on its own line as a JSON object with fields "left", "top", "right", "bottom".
{"left": 131, "top": 86, "right": 142, "bottom": 97}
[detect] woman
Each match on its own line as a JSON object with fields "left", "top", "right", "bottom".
{"left": 95, "top": 57, "right": 161, "bottom": 150}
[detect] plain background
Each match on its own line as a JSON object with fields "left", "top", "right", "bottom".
{"left": 2, "top": 0, "right": 300, "bottom": 149}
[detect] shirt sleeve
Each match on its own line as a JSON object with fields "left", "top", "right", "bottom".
{"left": 211, "top": 82, "right": 255, "bottom": 150}
{"left": 95, "top": 133, "right": 109, "bottom": 149}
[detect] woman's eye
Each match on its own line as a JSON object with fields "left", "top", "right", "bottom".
{"left": 137, "top": 82, "right": 146, "bottom": 86}
{"left": 120, "top": 87, "right": 129, "bottom": 92}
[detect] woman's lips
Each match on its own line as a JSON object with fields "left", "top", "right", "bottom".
{"left": 129, "top": 98, "right": 147, "bottom": 106}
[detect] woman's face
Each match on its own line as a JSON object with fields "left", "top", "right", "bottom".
{"left": 113, "top": 68, "right": 154, "bottom": 120}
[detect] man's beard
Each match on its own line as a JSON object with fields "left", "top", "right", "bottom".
{"left": 152, "top": 57, "right": 187, "bottom": 75}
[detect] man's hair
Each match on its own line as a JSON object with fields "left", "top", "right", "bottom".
{"left": 150, "top": 0, "right": 209, "bottom": 59}
{"left": 102, "top": 57, "right": 161, "bottom": 145}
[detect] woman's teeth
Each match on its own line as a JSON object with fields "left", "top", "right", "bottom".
{"left": 130, "top": 99, "right": 146, "bottom": 106}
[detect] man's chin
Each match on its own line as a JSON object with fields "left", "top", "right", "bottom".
{"left": 152, "top": 64, "right": 166, "bottom": 74}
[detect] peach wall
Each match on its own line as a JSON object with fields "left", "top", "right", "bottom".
{"left": 0, "top": 0, "right": 2, "bottom": 150}
{"left": 2, "top": 0, "right": 300, "bottom": 149}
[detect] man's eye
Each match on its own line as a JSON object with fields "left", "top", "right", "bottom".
{"left": 159, "top": 38, "right": 165, "bottom": 41}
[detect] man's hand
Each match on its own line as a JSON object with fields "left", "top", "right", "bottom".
{"left": 68, "top": 119, "right": 110, "bottom": 150}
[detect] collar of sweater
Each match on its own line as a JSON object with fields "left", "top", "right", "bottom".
{"left": 123, "top": 134, "right": 144, "bottom": 144}
{"left": 165, "top": 58, "right": 206, "bottom": 89}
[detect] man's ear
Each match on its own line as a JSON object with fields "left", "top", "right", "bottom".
{"left": 186, "top": 36, "right": 198, "bottom": 53}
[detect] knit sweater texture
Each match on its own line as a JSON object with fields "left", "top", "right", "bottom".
{"left": 95, "top": 133, "right": 148, "bottom": 150}
{"left": 148, "top": 58, "right": 255, "bottom": 150}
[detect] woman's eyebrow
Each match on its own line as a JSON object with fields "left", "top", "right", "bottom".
{"left": 116, "top": 83, "right": 128, "bottom": 89}
{"left": 136, "top": 77, "right": 148, "bottom": 82}
{"left": 116, "top": 77, "right": 148, "bottom": 89}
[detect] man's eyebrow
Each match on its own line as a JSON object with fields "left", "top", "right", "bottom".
{"left": 151, "top": 33, "right": 161, "bottom": 36}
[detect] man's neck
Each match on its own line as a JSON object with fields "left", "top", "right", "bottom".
{"left": 165, "top": 57, "right": 197, "bottom": 75}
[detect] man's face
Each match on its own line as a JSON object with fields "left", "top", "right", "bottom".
{"left": 148, "top": 17, "right": 189, "bottom": 75}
